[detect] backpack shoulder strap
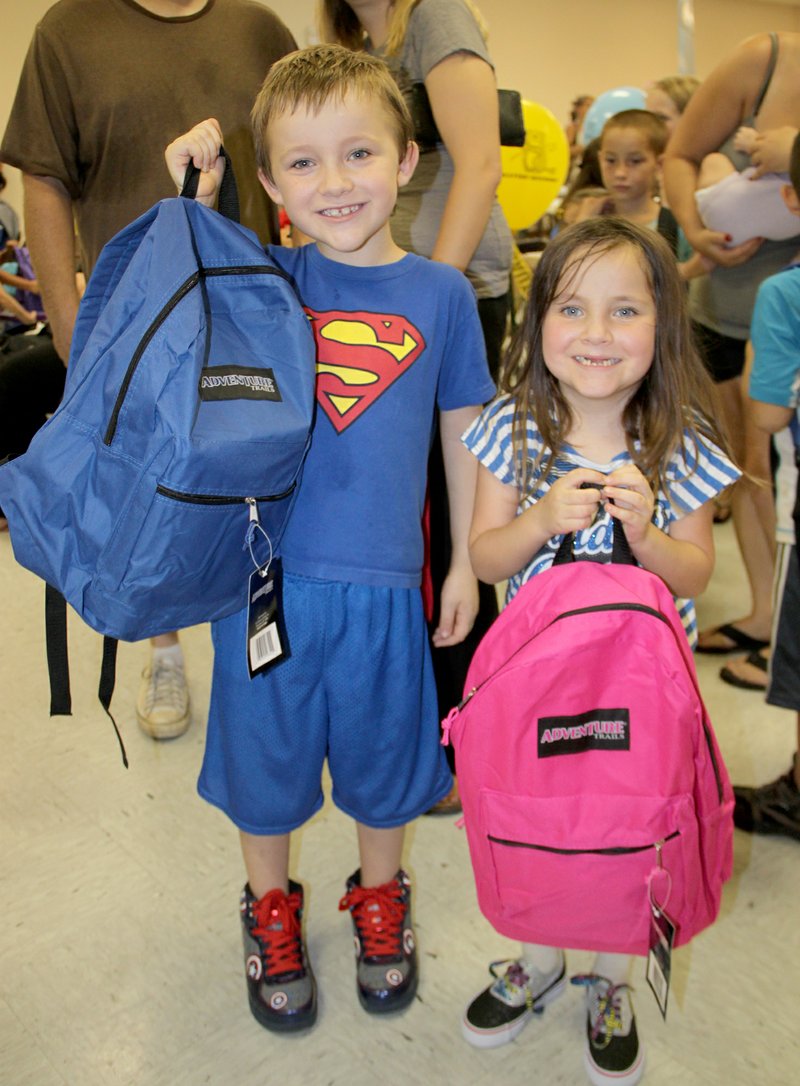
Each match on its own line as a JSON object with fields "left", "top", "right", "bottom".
{"left": 45, "top": 583, "right": 128, "bottom": 767}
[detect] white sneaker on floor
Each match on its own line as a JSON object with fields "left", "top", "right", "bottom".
{"left": 461, "top": 953, "right": 567, "bottom": 1048}
{"left": 572, "top": 974, "right": 645, "bottom": 1086}
{"left": 136, "top": 658, "right": 190, "bottom": 739}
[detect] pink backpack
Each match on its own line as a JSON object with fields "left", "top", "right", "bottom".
{"left": 443, "top": 538, "right": 734, "bottom": 956}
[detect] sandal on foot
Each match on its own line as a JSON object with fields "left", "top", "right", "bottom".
{"left": 733, "top": 759, "right": 800, "bottom": 841}
{"left": 425, "top": 778, "right": 462, "bottom": 816}
{"left": 720, "top": 649, "right": 769, "bottom": 691}
{"left": 696, "top": 623, "right": 769, "bottom": 655}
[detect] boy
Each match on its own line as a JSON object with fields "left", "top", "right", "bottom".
{"left": 165, "top": 45, "right": 494, "bottom": 1032}
{"left": 598, "top": 109, "right": 668, "bottom": 232}
{"left": 598, "top": 109, "right": 711, "bottom": 281}
{"left": 732, "top": 130, "right": 800, "bottom": 843}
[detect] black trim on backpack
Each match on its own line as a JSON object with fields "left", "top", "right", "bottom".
{"left": 104, "top": 265, "right": 291, "bottom": 445}
{"left": 45, "top": 583, "right": 128, "bottom": 768}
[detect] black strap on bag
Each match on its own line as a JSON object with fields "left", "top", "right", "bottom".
{"left": 409, "top": 83, "right": 525, "bottom": 148}
{"left": 180, "top": 144, "right": 240, "bottom": 221}
{"left": 552, "top": 516, "right": 636, "bottom": 568}
{"left": 45, "top": 584, "right": 128, "bottom": 767}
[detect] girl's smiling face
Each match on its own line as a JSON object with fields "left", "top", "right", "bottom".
{"left": 541, "top": 244, "right": 657, "bottom": 416}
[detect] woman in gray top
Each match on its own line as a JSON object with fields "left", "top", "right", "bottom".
{"left": 664, "top": 32, "right": 800, "bottom": 657}
{"left": 320, "top": 0, "right": 512, "bottom": 373}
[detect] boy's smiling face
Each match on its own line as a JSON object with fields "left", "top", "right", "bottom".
{"left": 259, "top": 90, "right": 418, "bottom": 267}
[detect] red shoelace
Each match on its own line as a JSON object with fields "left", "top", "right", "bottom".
{"left": 339, "top": 879, "right": 406, "bottom": 958}
{"left": 250, "top": 887, "right": 304, "bottom": 976}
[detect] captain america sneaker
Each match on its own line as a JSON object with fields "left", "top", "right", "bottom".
{"left": 339, "top": 868, "right": 418, "bottom": 1013}
{"left": 462, "top": 953, "right": 567, "bottom": 1048}
{"left": 240, "top": 881, "right": 317, "bottom": 1032}
{"left": 572, "top": 974, "right": 645, "bottom": 1086}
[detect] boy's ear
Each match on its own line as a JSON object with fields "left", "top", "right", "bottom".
{"left": 258, "top": 167, "right": 284, "bottom": 206}
{"left": 781, "top": 181, "right": 800, "bottom": 217}
{"left": 397, "top": 140, "right": 420, "bottom": 189}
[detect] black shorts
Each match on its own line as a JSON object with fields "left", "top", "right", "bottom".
{"left": 767, "top": 543, "right": 800, "bottom": 713}
{"left": 692, "top": 321, "right": 746, "bottom": 384}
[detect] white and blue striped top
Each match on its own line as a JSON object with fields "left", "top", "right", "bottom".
{"left": 462, "top": 396, "right": 741, "bottom": 647}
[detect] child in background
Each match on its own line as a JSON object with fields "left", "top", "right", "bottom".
{"left": 645, "top": 75, "right": 700, "bottom": 136}
{"left": 732, "top": 131, "right": 800, "bottom": 841}
{"left": 459, "top": 217, "right": 738, "bottom": 1084}
{"left": 598, "top": 110, "right": 671, "bottom": 235}
{"left": 694, "top": 124, "right": 800, "bottom": 247}
{"left": 165, "top": 45, "right": 493, "bottom": 1034}
{"left": 557, "top": 186, "right": 612, "bottom": 229}
{"left": 598, "top": 110, "right": 712, "bottom": 281}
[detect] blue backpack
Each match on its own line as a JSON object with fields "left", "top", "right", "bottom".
{"left": 0, "top": 164, "right": 315, "bottom": 756}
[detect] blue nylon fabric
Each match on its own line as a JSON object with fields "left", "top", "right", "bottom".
{"left": 0, "top": 196, "right": 315, "bottom": 640}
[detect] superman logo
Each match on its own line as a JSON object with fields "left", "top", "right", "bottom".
{"left": 307, "top": 308, "right": 426, "bottom": 433}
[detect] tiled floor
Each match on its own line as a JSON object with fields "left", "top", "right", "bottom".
{"left": 1, "top": 519, "right": 798, "bottom": 1086}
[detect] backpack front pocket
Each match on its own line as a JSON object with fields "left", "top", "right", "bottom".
{"left": 476, "top": 788, "right": 698, "bottom": 955}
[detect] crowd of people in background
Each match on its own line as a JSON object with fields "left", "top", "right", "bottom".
{"left": 2, "top": 4, "right": 800, "bottom": 1086}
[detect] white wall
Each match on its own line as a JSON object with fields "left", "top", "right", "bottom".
{"left": 4, "top": 0, "right": 800, "bottom": 232}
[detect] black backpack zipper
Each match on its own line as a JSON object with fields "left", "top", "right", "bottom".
{"left": 155, "top": 482, "right": 296, "bottom": 505}
{"left": 487, "top": 829, "right": 680, "bottom": 856}
{"left": 104, "top": 264, "right": 287, "bottom": 445}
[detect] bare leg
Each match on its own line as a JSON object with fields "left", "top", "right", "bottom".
{"left": 240, "top": 830, "right": 290, "bottom": 898}
{"left": 151, "top": 631, "right": 179, "bottom": 648}
{"left": 592, "top": 952, "right": 631, "bottom": 985}
{"left": 698, "top": 375, "right": 773, "bottom": 648}
{"left": 356, "top": 823, "right": 405, "bottom": 886}
{"left": 729, "top": 425, "right": 775, "bottom": 637}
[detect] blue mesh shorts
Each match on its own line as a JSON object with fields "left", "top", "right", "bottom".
{"left": 198, "top": 572, "right": 452, "bottom": 833}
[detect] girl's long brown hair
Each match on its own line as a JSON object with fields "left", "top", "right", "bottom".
{"left": 502, "top": 217, "right": 732, "bottom": 494}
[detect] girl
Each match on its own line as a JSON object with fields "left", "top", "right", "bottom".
{"left": 459, "top": 218, "right": 739, "bottom": 1085}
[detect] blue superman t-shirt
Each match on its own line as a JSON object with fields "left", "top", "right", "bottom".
{"left": 268, "top": 244, "right": 494, "bottom": 587}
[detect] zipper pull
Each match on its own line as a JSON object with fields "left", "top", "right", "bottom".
{"left": 458, "top": 686, "right": 478, "bottom": 710}
{"left": 654, "top": 838, "right": 665, "bottom": 868}
{"left": 440, "top": 705, "right": 460, "bottom": 746}
{"left": 244, "top": 497, "right": 259, "bottom": 548}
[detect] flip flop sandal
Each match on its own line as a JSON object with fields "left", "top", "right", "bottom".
{"left": 696, "top": 623, "right": 770, "bottom": 655}
{"left": 720, "top": 649, "right": 769, "bottom": 691}
{"left": 425, "top": 779, "right": 462, "bottom": 817}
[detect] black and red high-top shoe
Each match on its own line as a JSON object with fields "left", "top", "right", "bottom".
{"left": 240, "top": 880, "right": 317, "bottom": 1031}
{"left": 339, "top": 868, "right": 418, "bottom": 1013}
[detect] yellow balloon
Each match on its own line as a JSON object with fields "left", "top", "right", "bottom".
{"left": 498, "top": 100, "right": 570, "bottom": 232}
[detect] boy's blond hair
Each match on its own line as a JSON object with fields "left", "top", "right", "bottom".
{"left": 251, "top": 44, "right": 414, "bottom": 182}
{"left": 600, "top": 109, "right": 669, "bottom": 157}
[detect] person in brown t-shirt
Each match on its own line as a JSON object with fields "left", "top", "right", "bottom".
{"left": 2, "top": 0, "right": 297, "bottom": 739}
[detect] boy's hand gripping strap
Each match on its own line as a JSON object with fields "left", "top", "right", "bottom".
{"left": 180, "top": 144, "right": 241, "bottom": 223}
{"left": 45, "top": 583, "right": 128, "bottom": 768}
